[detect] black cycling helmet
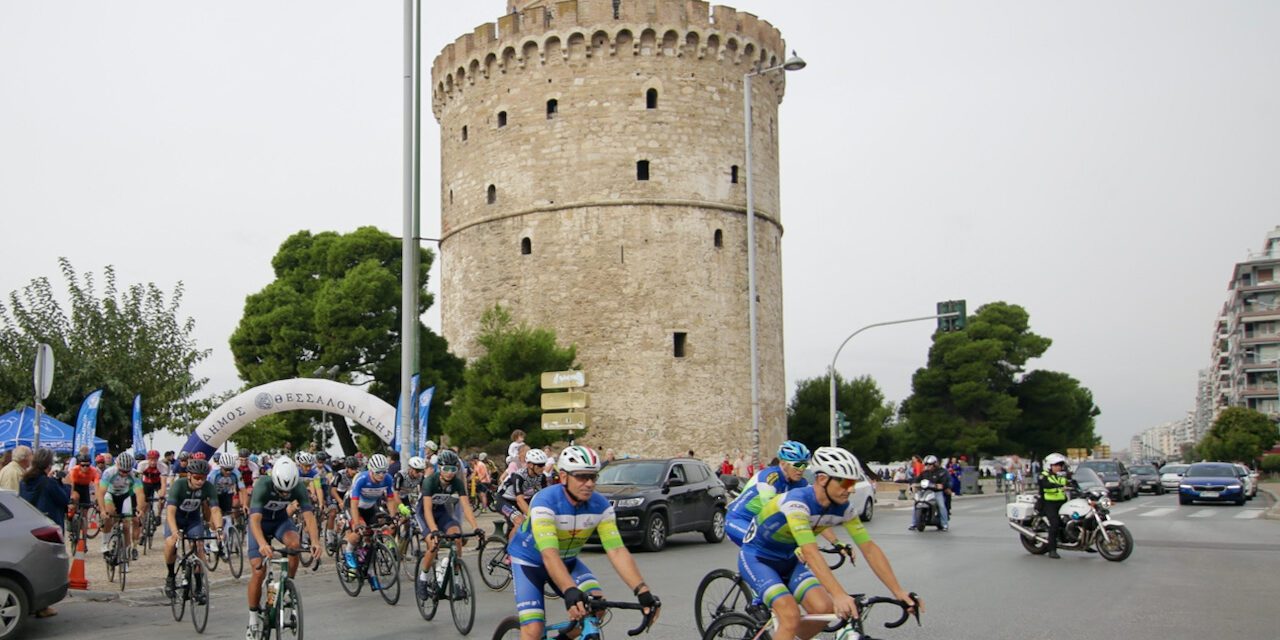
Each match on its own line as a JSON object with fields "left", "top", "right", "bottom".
{"left": 437, "top": 450, "right": 461, "bottom": 468}
{"left": 344, "top": 456, "right": 360, "bottom": 470}
{"left": 187, "top": 458, "right": 210, "bottom": 476}
{"left": 316, "top": 452, "right": 330, "bottom": 462}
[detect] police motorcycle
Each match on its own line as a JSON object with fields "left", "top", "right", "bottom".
{"left": 909, "top": 479, "right": 944, "bottom": 532}
{"left": 1006, "top": 467, "right": 1134, "bottom": 562}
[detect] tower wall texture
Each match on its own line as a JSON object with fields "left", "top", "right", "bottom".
{"left": 432, "top": 0, "right": 790, "bottom": 461}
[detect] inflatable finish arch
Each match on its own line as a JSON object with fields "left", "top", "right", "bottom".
{"left": 181, "top": 379, "right": 396, "bottom": 458}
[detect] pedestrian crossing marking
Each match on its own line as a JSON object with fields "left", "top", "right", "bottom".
{"left": 1108, "top": 506, "right": 1138, "bottom": 515}
{"left": 1188, "top": 510, "right": 1216, "bottom": 518}
{"left": 1140, "top": 508, "right": 1174, "bottom": 517}
{"left": 1234, "top": 510, "right": 1263, "bottom": 520}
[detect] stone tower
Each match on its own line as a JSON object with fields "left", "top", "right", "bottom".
{"left": 432, "top": 0, "right": 791, "bottom": 461}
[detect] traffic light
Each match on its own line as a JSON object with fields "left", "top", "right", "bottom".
{"left": 836, "top": 411, "right": 851, "bottom": 438}
{"left": 936, "top": 299, "right": 968, "bottom": 332}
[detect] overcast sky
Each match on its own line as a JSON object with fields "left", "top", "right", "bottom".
{"left": 3, "top": 1, "right": 1277, "bottom": 453}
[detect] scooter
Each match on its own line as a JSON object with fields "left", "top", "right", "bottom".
{"left": 1006, "top": 488, "right": 1134, "bottom": 562}
{"left": 910, "top": 479, "right": 944, "bottom": 532}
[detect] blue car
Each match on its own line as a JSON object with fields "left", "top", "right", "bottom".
{"left": 1178, "top": 462, "right": 1247, "bottom": 506}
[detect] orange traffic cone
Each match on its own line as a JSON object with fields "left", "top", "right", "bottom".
{"left": 68, "top": 533, "right": 89, "bottom": 590}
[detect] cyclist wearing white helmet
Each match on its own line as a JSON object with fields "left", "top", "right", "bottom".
{"left": 342, "top": 452, "right": 401, "bottom": 571}
{"left": 507, "top": 445, "right": 660, "bottom": 640}
{"left": 739, "top": 447, "right": 919, "bottom": 640}
{"left": 496, "top": 447, "right": 550, "bottom": 541}
{"left": 207, "top": 452, "right": 246, "bottom": 548}
{"left": 1037, "top": 453, "right": 1071, "bottom": 559}
{"left": 98, "top": 451, "right": 146, "bottom": 557}
{"left": 397, "top": 456, "right": 428, "bottom": 540}
{"left": 244, "top": 456, "right": 320, "bottom": 639}
{"left": 415, "top": 449, "right": 482, "bottom": 600}
{"left": 295, "top": 452, "right": 325, "bottom": 514}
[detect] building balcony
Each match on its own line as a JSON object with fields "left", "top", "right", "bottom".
{"left": 1241, "top": 385, "right": 1279, "bottom": 397}
{"left": 1235, "top": 280, "right": 1280, "bottom": 293}
{"left": 1239, "top": 309, "right": 1280, "bottom": 321}
{"left": 1241, "top": 334, "right": 1280, "bottom": 345}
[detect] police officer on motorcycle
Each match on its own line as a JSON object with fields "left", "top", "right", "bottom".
{"left": 1038, "top": 453, "right": 1071, "bottom": 559}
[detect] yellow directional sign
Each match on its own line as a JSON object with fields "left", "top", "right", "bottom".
{"left": 542, "top": 412, "right": 590, "bottom": 430}
{"left": 541, "top": 370, "right": 587, "bottom": 389}
{"left": 541, "top": 391, "right": 589, "bottom": 411}
{"left": 1097, "top": 445, "right": 1111, "bottom": 459}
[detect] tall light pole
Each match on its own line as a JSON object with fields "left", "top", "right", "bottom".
{"left": 744, "top": 52, "right": 805, "bottom": 465}
{"left": 400, "top": 0, "right": 422, "bottom": 457}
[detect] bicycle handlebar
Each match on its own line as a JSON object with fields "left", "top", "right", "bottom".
{"left": 430, "top": 530, "right": 484, "bottom": 540}
{"left": 819, "top": 545, "right": 852, "bottom": 570}
{"left": 582, "top": 598, "right": 661, "bottom": 637}
{"left": 852, "top": 592, "right": 921, "bottom": 630}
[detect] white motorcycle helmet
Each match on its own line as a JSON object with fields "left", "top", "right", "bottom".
{"left": 1044, "top": 453, "right": 1068, "bottom": 468}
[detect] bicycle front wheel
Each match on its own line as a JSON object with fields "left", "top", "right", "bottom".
{"left": 85, "top": 508, "right": 101, "bottom": 539}
{"left": 478, "top": 536, "right": 512, "bottom": 591}
{"left": 373, "top": 542, "right": 400, "bottom": 606}
{"left": 695, "top": 569, "right": 754, "bottom": 635}
{"left": 190, "top": 558, "right": 211, "bottom": 634}
{"left": 703, "top": 612, "right": 768, "bottom": 640}
{"left": 105, "top": 534, "right": 119, "bottom": 583}
{"left": 170, "top": 570, "right": 187, "bottom": 622}
{"left": 276, "top": 577, "right": 303, "bottom": 639}
{"left": 206, "top": 540, "right": 221, "bottom": 573}
{"left": 490, "top": 614, "right": 521, "bottom": 640}
{"left": 336, "top": 552, "right": 362, "bottom": 597}
{"left": 449, "top": 559, "right": 476, "bottom": 635}
{"left": 228, "top": 533, "right": 245, "bottom": 579}
{"left": 416, "top": 571, "right": 439, "bottom": 621}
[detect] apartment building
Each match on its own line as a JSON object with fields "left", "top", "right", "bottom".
{"left": 1210, "top": 227, "right": 1280, "bottom": 420}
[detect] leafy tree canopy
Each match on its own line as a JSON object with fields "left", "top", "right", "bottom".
{"left": 901, "top": 302, "right": 1062, "bottom": 457}
{"left": 1007, "top": 370, "right": 1100, "bottom": 455}
{"left": 787, "top": 373, "right": 898, "bottom": 462}
{"left": 444, "top": 305, "right": 576, "bottom": 449}
{"left": 230, "top": 227, "right": 463, "bottom": 451}
{"left": 1197, "top": 407, "right": 1277, "bottom": 463}
{"left": 0, "top": 259, "right": 211, "bottom": 449}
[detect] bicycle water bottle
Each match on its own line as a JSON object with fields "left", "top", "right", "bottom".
{"left": 435, "top": 553, "right": 448, "bottom": 584}
{"left": 356, "top": 546, "right": 368, "bottom": 564}
{"left": 266, "top": 581, "right": 277, "bottom": 607}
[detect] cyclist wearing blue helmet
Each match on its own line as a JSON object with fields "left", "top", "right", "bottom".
{"left": 724, "top": 441, "right": 849, "bottom": 554}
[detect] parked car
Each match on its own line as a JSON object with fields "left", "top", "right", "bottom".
{"left": 1076, "top": 460, "right": 1138, "bottom": 501}
{"left": 1128, "top": 464, "right": 1164, "bottom": 495}
{"left": 0, "top": 490, "right": 70, "bottom": 640}
{"left": 803, "top": 467, "right": 877, "bottom": 523}
{"left": 1233, "top": 464, "right": 1258, "bottom": 500}
{"left": 1178, "top": 462, "right": 1246, "bottom": 506}
{"left": 593, "top": 458, "right": 727, "bottom": 552}
{"left": 1159, "top": 463, "right": 1189, "bottom": 492}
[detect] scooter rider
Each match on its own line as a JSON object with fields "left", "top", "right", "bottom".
{"left": 1038, "top": 453, "right": 1071, "bottom": 559}
{"left": 910, "top": 455, "right": 951, "bottom": 532}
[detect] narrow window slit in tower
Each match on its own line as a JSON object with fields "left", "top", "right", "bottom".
{"left": 521, "top": 237, "right": 532, "bottom": 255}
{"left": 674, "top": 333, "right": 687, "bottom": 358}
{"left": 498, "top": 111, "right": 508, "bottom": 127}
{"left": 714, "top": 229, "right": 723, "bottom": 248}
{"left": 487, "top": 184, "right": 496, "bottom": 204}
{"left": 546, "top": 99, "right": 558, "bottom": 119}
{"left": 636, "top": 160, "right": 650, "bottom": 181}
{"left": 731, "top": 165, "right": 739, "bottom": 184}
{"left": 646, "top": 88, "right": 658, "bottom": 109}
{"left": 462, "top": 125, "right": 468, "bottom": 141}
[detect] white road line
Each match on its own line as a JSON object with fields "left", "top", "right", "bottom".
{"left": 1108, "top": 506, "right": 1138, "bottom": 515}
{"left": 1140, "top": 508, "right": 1175, "bottom": 518}
{"left": 1234, "top": 509, "right": 1263, "bottom": 520}
{"left": 1188, "top": 510, "right": 1216, "bottom": 518}
{"left": 968, "top": 505, "right": 1004, "bottom": 514}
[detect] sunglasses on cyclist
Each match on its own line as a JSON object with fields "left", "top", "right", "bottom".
{"left": 789, "top": 462, "right": 809, "bottom": 471}
{"left": 568, "top": 472, "right": 598, "bottom": 482}
{"left": 836, "top": 478, "right": 857, "bottom": 489}
{"left": 439, "top": 465, "right": 458, "bottom": 474}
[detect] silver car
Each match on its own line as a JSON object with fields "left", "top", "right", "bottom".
{"left": 1159, "top": 463, "right": 1188, "bottom": 492}
{"left": 1233, "top": 464, "right": 1258, "bottom": 500}
{"left": 0, "top": 490, "right": 70, "bottom": 639}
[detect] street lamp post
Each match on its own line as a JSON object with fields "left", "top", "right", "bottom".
{"left": 744, "top": 52, "right": 805, "bottom": 466}
{"left": 826, "top": 312, "right": 958, "bottom": 447}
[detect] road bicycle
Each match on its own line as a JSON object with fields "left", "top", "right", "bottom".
{"left": 693, "top": 546, "right": 851, "bottom": 635}
{"left": 491, "top": 597, "right": 659, "bottom": 640}
{"left": 700, "top": 593, "right": 919, "bottom": 640}
{"left": 169, "top": 533, "right": 219, "bottom": 634}
{"left": 476, "top": 524, "right": 513, "bottom": 591}
{"left": 250, "top": 545, "right": 309, "bottom": 640}
{"left": 66, "top": 502, "right": 99, "bottom": 549}
{"left": 335, "top": 515, "right": 401, "bottom": 606}
{"left": 140, "top": 498, "right": 163, "bottom": 553}
{"left": 102, "top": 514, "right": 137, "bottom": 591}
{"left": 393, "top": 507, "right": 424, "bottom": 582}
{"left": 206, "top": 520, "right": 245, "bottom": 579}
{"left": 415, "top": 530, "right": 482, "bottom": 634}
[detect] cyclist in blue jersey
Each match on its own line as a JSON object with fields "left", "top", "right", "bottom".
{"left": 726, "top": 441, "right": 851, "bottom": 556}
{"left": 208, "top": 453, "right": 246, "bottom": 552}
{"left": 342, "top": 453, "right": 402, "bottom": 568}
{"left": 295, "top": 453, "right": 324, "bottom": 513}
{"left": 740, "top": 447, "right": 919, "bottom": 640}
{"left": 507, "top": 445, "right": 660, "bottom": 640}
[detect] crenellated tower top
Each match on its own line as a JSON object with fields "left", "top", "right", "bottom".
{"left": 432, "top": 0, "right": 787, "bottom": 119}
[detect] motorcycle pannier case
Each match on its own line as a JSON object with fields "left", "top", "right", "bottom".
{"left": 1006, "top": 501, "right": 1037, "bottom": 521}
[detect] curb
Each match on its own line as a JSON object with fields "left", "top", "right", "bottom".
{"left": 1261, "top": 486, "right": 1280, "bottom": 521}
{"left": 71, "top": 574, "right": 248, "bottom": 606}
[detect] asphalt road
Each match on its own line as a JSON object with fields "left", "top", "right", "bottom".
{"left": 28, "top": 491, "right": 1280, "bottom": 640}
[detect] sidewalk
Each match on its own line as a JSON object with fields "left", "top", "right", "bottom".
{"left": 1260, "top": 481, "right": 1280, "bottom": 520}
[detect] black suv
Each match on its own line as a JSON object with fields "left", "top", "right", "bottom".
{"left": 593, "top": 458, "right": 727, "bottom": 552}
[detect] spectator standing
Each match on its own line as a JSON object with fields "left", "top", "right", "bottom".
{"left": 0, "top": 445, "right": 32, "bottom": 491}
{"left": 732, "top": 450, "right": 747, "bottom": 477}
{"left": 19, "top": 448, "right": 66, "bottom": 618}
{"left": 719, "top": 455, "right": 733, "bottom": 476}
{"left": 506, "top": 429, "right": 526, "bottom": 464}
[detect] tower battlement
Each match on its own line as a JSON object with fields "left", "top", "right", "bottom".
{"left": 432, "top": 0, "right": 785, "bottom": 118}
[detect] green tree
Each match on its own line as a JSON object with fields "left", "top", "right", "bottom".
{"left": 444, "top": 305, "right": 576, "bottom": 449}
{"left": 1197, "top": 407, "right": 1277, "bottom": 463}
{"left": 1007, "top": 370, "right": 1100, "bottom": 456}
{"left": 230, "top": 227, "right": 464, "bottom": 452}
{"left": 786, "top": 373, "right": 895, "bottom": 461}
{"left": 901, "top": 302, "right": 1051, "bottom": 458}
{"left": 0, "top": 259, "right": 211, "bottom": 449}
